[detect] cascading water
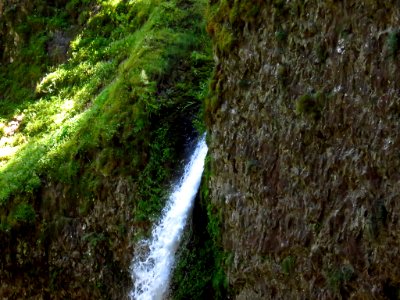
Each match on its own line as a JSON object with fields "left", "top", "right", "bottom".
{"left": 129, "top": 135, "right": 208, "bottom": 300}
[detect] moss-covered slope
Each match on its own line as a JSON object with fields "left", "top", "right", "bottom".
{"left": 0, "top": 0, "right": 212, "bottom": 298}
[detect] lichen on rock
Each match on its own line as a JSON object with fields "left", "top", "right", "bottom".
{"left": 206, "top": 1, "right": 400, "bottom": 298}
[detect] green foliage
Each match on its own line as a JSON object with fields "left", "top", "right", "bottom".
{"left": 0, "top": 142, "right": 45, "bottom": 204}
{"left": 0, "top": 2, "right": 75, "bottom": 112}
{"left": 205, "top": 0, "right": 241, "bottom": 54}
{"left": 0, "top": 0, "right": 213, "bottom": 234}
{"left": 203, "top": 155, "right": 228, "bottom": 296}
{"left": 171, "top": 234, "right": 215, "bottom": 300}
{"left": 171, "top": 154, "right": 228, "bottom": 299}
{"left": 11, "top": 203, "right": 36, "bottom": 224}
{"left": 281, "top": 255, "right": 296, "bottom": 275}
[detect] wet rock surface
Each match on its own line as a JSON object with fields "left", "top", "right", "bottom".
{"left": 207, "top": 1, "right": 400, "bottom": 298}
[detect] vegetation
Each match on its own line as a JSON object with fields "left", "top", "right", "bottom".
{"left": 0, "top": 0, "right": 213, "bottom": 235}
{"left": 10, "top": 203, "right": 36, "bottom": 224}
{"left": 281, "top": 255, "right": 296, "bottom": 275}
{"left": 295, "top": 91, "right": 328, "bottom": 121}
{"left": 205, "top": 0, "right": 263, "bottom": 55}
{"left": 171, "top": 154, "right": 228, "bottom": 299}
{"left": 387, "top": 30, "right": 400, "bottom": 58}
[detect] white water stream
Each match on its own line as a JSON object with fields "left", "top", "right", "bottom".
{"left": 129, "top": 135, "right": 208, "bottom": 300}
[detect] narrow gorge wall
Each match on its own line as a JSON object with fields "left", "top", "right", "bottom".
{"left": 207, "top": 1, "right": 400, "bottom": 298}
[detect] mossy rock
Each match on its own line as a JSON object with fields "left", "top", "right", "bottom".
{"left": 295, "top": 91, "right": 328, "bottom": 121}
{"left": 281, "top": 255, "right": 296, "bottom": 275}
{"left": 10, "top": 203, "right": 36, "bottom": 224}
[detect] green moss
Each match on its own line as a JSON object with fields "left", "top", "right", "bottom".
{"left": 209, "top": 24, "right": 235, "bottom": 54}
{"left": 0, "top": 1, "right": 214, "bottom": 296}
{"left": 171, "top": 229, "right": 216, "bottom": 300}
{"left": 281, "top": 255, "right": 296, "bottom": 275}
{"left": 203, "top": 155, "right": 228, "bottom": 296}
{"left": 207, "top": 0, "right": 263, "bottom": 55}
{"left": 10, "top": 203, "right": 36, "bottom": 224}
{"left": 171, "top": 154, "right": 228, "bottom": 299}
{"left": 295, "top": 91, "right": 327, "bottom": 121}
{"left": 296, "top": 94, "right": 316, "bottom": 117}
{"left": 0, "top": 0, "right": 213, "bottom": 234}
{"left": 387, "top": 30, "right": 400, "bottom": 58}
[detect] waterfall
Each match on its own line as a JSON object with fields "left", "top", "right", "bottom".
{"left": 129, "top": 135, "right": 208, "bottom": 300}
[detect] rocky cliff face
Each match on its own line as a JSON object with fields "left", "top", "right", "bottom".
{"left": 207, "top": 1, "right": 400, "bottom": 298}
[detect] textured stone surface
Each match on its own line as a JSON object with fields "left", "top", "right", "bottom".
{"left": 0, "top": 177, "right": 134, "bottom": 299}
{"left": 207, "top": 1, "right": 400, "bottom": 298}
